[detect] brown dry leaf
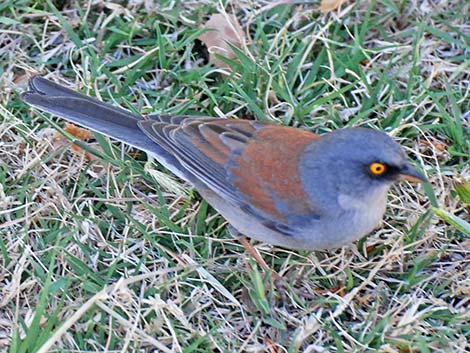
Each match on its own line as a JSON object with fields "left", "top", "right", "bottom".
{"left": 54, "top": 123, "right": 96, "bottom": 159}
{"left": 14, "top": 73, "right": 30, "bottom": 88}
{"left": 321, "top": 0, "right": 348, "bottom": 12}
{"left": 64, "top": 123, "right": 93, "bottom": 141}
{"left": 419, "top": 137, "right": 447, "bottom": 152}
{"left": 314, "top": 284, "right": 345, "bottom": 296}
{"left": 263, "top": 337, "right": 279, "bottom": 353}
{"left": 198, "top": 13, "right": 245, "bottom": 69}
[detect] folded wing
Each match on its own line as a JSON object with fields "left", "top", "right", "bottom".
{"left": 139, "top": 119, "right": 322, "bottom": 234}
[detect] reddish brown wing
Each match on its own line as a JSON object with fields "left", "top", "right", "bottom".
{"left": 138, "top": 117, "right": 320, "bottom": 228}
{"left": 229, "top": 124, "right": 319, "bottom": 223}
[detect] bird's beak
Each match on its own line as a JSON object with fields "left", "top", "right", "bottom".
{"left": 399, "top": 164, "right": 428, "bottom": 183}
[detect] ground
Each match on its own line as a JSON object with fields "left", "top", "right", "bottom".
{"left": 1, "top": 0, "right": 469, "bottom": 352}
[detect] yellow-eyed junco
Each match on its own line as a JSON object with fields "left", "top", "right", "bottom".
{"left": 22, "top": 76, "right": 427, "bottom": 252}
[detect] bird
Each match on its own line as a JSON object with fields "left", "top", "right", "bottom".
{"left": 22, "top": 76, "right": 427, "bottom": 271}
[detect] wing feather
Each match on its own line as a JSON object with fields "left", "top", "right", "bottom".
{"left": 138, "top": 118, "right": 321, "bottom": 234}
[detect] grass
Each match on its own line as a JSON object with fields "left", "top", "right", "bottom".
{"left": 1, "top": 0, "right": 470, "bottom": 352}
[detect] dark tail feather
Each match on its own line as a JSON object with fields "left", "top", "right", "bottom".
{"left": 21, "top": 76, "right": 191, "bottom": 180}
{"left": 22, "top": 77, "right": 166, "bottom": 156}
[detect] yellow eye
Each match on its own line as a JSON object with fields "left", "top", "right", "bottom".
{"left": 369, "top": 162, "right": 386, "bottom": 175}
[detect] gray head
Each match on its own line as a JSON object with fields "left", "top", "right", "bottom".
{"left": 299, "top": 128, "right": 427, "bottom": 210}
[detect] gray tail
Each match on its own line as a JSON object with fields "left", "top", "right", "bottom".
{"left": 21, "top": 76, "right": 161, "bottom": 154}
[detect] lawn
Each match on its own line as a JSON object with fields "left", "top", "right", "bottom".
{"left": 1, "top": 0, "right": 469, "bottom": 352}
